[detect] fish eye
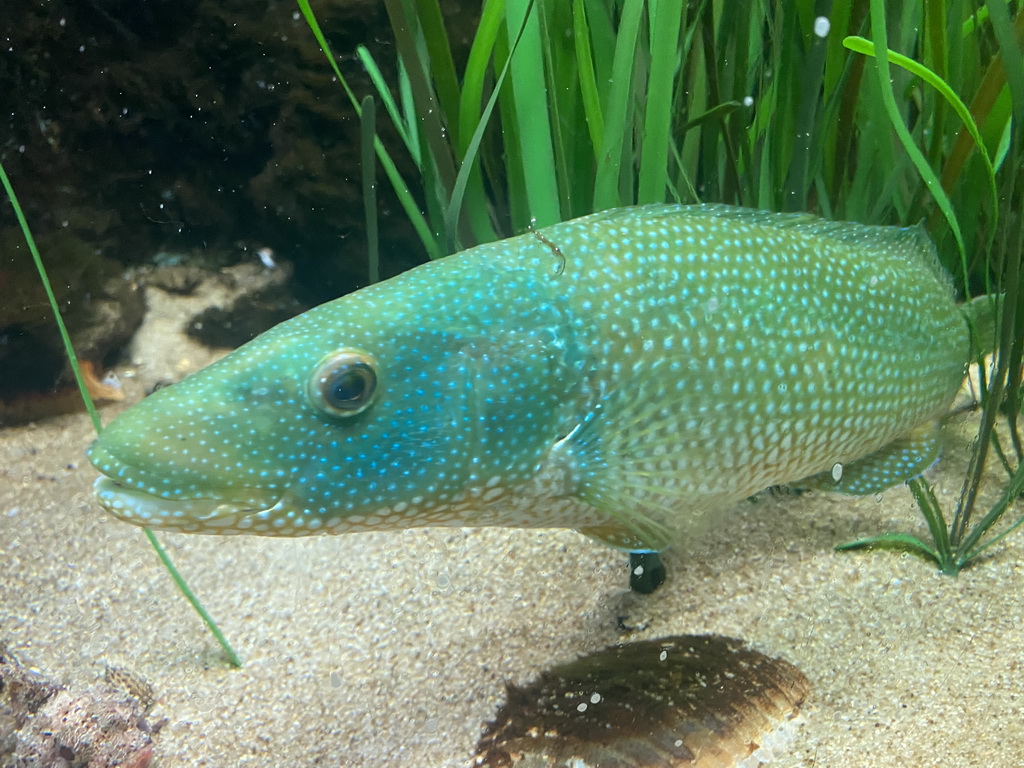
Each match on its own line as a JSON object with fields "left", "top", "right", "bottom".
{"left": 308, "top": 348, "right": 379, "bottom": 417}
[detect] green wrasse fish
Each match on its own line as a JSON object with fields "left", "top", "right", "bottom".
{"left": 88, "top": 205, "right": 994, "bottom": 552}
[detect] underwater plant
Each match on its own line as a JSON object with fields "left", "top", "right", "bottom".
{"left": 298, "top": 0, "right": 1024, "bottom": 574}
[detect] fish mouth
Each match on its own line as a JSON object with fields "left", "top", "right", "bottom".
{"left": 88, "top": 436, "right": 296, "bottom": 534}
{"left": 93, "top": 476, "right": 288, "bottom": 534}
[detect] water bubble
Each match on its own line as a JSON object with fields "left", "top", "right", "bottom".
{"left": 743, "top": 95, "right": 754, "bottom": 107}
{"left": 831, "top": 463, "right": 843, "bottom": 482}
{"left": 814, "top": 17, "right": 830, "bottom": 38}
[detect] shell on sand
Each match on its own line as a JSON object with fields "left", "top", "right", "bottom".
{"left": 473, "top": 634, "right": 809, "bottom": 768}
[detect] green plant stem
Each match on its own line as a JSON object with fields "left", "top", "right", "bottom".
{"left": 864, "top": 0, "right": 967, "bottom": 265}
{"left": 960, "top": 459, "right": 1024, "bottom": 559}
{"left": 572, "top": 0, "right": 603, "bottom": 162}
{"left": 143, "top": 529, "right": 242, "bottom": 667}
{"left": 637, "top": 0, "right": 684, "bottom": 204}
{"left": 296, "top": 0, "right": 442, "bottom": 260}
{"left": 844, "top": 34, "right": 999, "bottom": 273}
{"left": 356, "top": 45, "right": 418, "bottom": 164}
{"left": 505, "top": 0, "right": 561, "bottom": 226}
{"left": 592, "top": 0, "right": 644, "bottom": 211}
{"left": 907, "top": 477, "right": 953, "bottom": 572}
{"left": 0, "top": 163, "right": 101, "bottom": 434}
{"left": 0, "top": 160, "right": 242, "bottom": 667}
{"left": 783, "top": 0, "right": 832, "bottom": 212}
{"left": 413, "top": 0, "right": 462, "bottom": 141}
{"left": 445, "top": 0, "right": 533, "bottom": 239}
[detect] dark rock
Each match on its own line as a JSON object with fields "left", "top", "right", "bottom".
{"left": 143, "top": 264, "right": 208, "bottom": 295}
{"left": 183, "top": 262, "right": 308, "bottom": 348}
{"left": 0, "top": 229, "right": 143, "bottom": 399}
{"left": 0, "top": 643, "right": 160, "bottom": 768}
{"left": 0, "top": 0, "right": 427, "bottom": 301}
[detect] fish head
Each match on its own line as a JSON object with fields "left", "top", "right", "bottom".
{"left": 88, "top": 255, "right": 576, "bottom": 535}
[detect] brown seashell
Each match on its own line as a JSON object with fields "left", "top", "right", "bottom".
{"left": 473, "top": 634, "right": 809, "bottom": 768}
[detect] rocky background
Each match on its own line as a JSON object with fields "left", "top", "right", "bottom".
{"left": 0, "top": 0, "right": 476, "bottom": 413}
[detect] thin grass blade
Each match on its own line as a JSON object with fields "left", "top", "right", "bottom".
{"left": 0, "top": 160, "right": 242, "bottom": 668}
{"left": 783, "top": 0, "right": 831, "bottom": 212}
{"left": 960, "top": 459, "right": 1024, "bottom": 559}
{"left": 863, "top": 0, "right": 967, "bottom": 269}
{"left": 907, "top": 477, "right": 952, "bottom": 560}
{"left": 592, "top": 0, "right": 645, "bottom": 211}
{"left": 382, "top": 0, "right": 460, "bottom": 218}
{"left": 295, "top": 0, "right": 441, "bottom": 259}
{"left": 413, "top": 0, "right": 462, "bottom": 144}
{"left": 834, "top": 532, "right": 941, "bottom": 564}
{"left": 572, "top": 0, "right": 604, "bottom": 161}
{"left": 357, "top": 45, "right": 419, "bottom": 166}
{"left": 505, "top": 0, "right": 561, "bottom": 226}
{"left": 452, "top": 0, "right": 505, "bottom": 243}
{"left": 0, "top": 163, "right": 101, "bottom": 433}
{"left": 638, "top": 0, "right": 685, "bottom": 204}
{"left": 446, "top": 2, "right": 534, "bottom": 240}
{"left": 844, "top": 35, "right": 999, "bottom": 234}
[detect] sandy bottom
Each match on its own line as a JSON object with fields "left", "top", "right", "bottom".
{"left": 2, "top": 284, "right": 1022, "bottom": 767}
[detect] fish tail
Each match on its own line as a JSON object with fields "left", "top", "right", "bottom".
{"left": 962, "top": 294, "right": 1003, "bottom": 360}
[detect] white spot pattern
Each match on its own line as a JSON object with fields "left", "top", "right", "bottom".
{"left": 90, "top": 205, "right": 971, "bottom": 549}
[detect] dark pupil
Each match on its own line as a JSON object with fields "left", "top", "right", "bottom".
{"left": 330, "top": 370, "right": 367, "bottom": 404}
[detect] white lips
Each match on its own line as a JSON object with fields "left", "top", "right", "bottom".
{"left": 93, "top": 476, "right": 284, "bottom": 533}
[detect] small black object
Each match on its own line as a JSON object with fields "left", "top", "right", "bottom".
{"left": 628, "top": 551, "right": 665, "bottom": 593}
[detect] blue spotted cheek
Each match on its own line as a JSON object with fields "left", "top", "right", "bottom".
{"left": 276, "top": 374, "right": 480, "bottom": 528}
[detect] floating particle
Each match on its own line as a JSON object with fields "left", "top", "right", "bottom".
{"left": 472, "top": 635, "right": 809, "bottom": 768}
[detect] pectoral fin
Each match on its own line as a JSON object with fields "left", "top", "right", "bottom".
{"left": 794, "top": 422, "right": 943, "bottom": 495}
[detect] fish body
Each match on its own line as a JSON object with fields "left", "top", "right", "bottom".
{"left": 89, "top": 205, "right": 982, "bottom": 551}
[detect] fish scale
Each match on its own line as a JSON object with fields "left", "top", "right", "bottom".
{"left": 89, "top": 204, "right": 987, "bottom": 553}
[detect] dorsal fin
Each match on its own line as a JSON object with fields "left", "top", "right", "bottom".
{"left": 583, "top": 204, "right": 953, "bottom": 289}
